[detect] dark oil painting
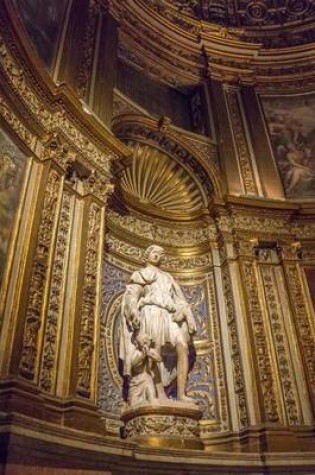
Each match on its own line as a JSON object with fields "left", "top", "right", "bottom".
{"left": 262, "top": 94, "right": 315, "bottom": 199}
{"left": 14, "top": 0, "right": 68, "bottom": 67}
{"left": 0, "top": 127, "right": 27, "bottom": 285}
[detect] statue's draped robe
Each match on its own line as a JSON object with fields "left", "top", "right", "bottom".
{"left": 119, "top": 264, "right": 191, "bottom": 387}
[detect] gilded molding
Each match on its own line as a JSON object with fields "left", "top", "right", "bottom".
{"left": 241, "top": 259, "right": 280, "bottom": 423}
{"left": 124, "top": 414, "right": 200, "bottom": 439}
{"left": 259, "top": 265, "right": 301, "bottom": 425}
{"left": 225, "top": 88, "right": 258, "bottom": 195}
{"left": 39, "top": 188, "right": 73, "bottom": 393}
{"left": 107, "top": 210, "right": 216, "bottom": 247}
{"left": 221, "top": 262, "right": 249, "bottom": 428}
{"left": 208, "top": 271, "right": 229, "bottom": 431}
{"left": 0, "top": 30, "right": 128, "bottom": 174}
{"left": 76, "top": 201, "right": 103, "bottom": 398}
{"left": 113, "top": 1, "right": 315, "bottom": 88}
{"left": 284, "top": 263, "right": 315, "bottom": 406}
{"left": 19, "top": 167, "right": 63, "bottom": 381}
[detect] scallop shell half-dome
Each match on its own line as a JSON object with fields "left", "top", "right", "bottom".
{"left": 120, "top": 142, "right": 205, "bottom": 215}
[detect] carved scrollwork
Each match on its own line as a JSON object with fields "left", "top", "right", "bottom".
{"left": 241, "top": 260, "right": 280, "bottom": 423}
{"left": 284, "top": 263, "right": 315, "bottom": 403}
{"left": 76, "top": 202, "right": 102, "bottom": 398}
{"left": 245, "top": 1, "right": 268, "bottom": 22}
{"left": 225, "top": 88, "right": 258, "bottom": 195}
{"left": 39, "top": 189, "right": 73, "bottom": 393}
{"left": 124, "top": 414, "right": 200, "bottom": 438}
{"left": 260, "top": 265, "right": 300, "bottom": 425}
{"left": 221, "top": 263, "right": 249, "bottom": 428}
{"left": 76, "top": 0, "right": 101, "bottom": 99}
{"left": 42, "top": 133, "right": 76, "bottom": 170}
{"left": 107, "top": 210, "right": 216, "bottom": 247}
{"left": 0, "top": 33, "right": 123, "bottom": 173}
{"left": 82, "top": 169, "right": 114, "bottom": 202}
{"left": 208, "top": 272, "right": 229, "bottom": 430}
{"left": 19, "top": 167, "right": 62, "bottom": 380}
{"left": 0, "top": 95, "right": 35, "bottom": 149}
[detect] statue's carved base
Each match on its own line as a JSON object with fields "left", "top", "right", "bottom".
{"left": 121, "top": 402, "right": 204, "bottom": 450}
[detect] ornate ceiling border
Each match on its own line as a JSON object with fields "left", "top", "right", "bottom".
{"left": 109, "top": 0, "right": 315, "bottom": 89}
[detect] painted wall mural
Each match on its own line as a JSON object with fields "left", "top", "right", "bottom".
{"left": 0, "top": 127, "right": 27, "bottom": 285}
{"left": 261, "top": 94, "right": 315, "bottom": 198}
{"left": 99, "top": 260, "right": 217, "bottom": 421}
{"left": 14, "top": 0, "right": 68, "bottom": 67}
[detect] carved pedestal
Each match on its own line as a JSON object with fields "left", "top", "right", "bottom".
{"left": 121, "top": 402, "right": 204, "bottom": 450}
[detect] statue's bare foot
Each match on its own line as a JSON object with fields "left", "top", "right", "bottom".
{"left": 178, "top": 395, "right": 196, "bottom": 404}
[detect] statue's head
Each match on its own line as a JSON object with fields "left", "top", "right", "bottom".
{"left": 143, "top": 245, "right": 165, "bottom": 266}
{"left": 135, "top": 334, "right": 151, "bottom": 351}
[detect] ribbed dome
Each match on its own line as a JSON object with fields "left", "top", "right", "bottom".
{"left": 120, "top": 141, "right": 204, "bottom": 215}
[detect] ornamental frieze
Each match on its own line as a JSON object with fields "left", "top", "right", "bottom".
{"left": 106, "top": 234, "right": 213, "bottom": 271}
{"left": 207, "top": 271, "right": 229, "bottom": 431}
{"left": 107, "top": 210, "right": 216, "bottom": 246}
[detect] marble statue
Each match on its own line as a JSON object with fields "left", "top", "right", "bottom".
{"left": 119, "top": 245, "right": 197, "bottom": 405}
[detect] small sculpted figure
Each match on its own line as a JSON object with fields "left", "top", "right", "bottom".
{"left": 128, "top": 334, "right": 161, "bottom": 406}
{"left": 119, "top": 245, "right": 196, "bottom": 405}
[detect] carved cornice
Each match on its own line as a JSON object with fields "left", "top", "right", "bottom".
{"left": 212, "top": 199, "right": 315, "bottom": 245}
